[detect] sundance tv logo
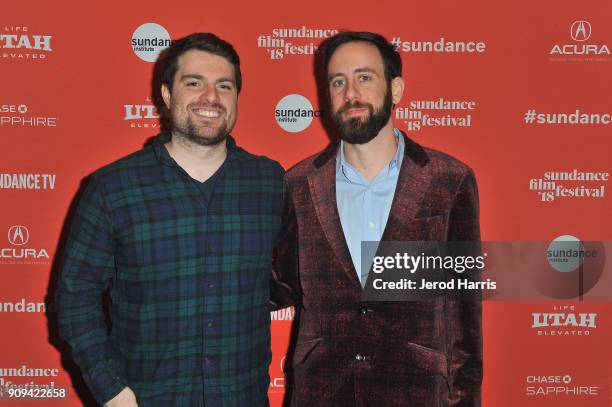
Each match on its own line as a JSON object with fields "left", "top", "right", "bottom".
{"left": 549, "top": 20, "right": 610, "bottom": 62}
{"left": 274, "top": 94, "right": 320, "bottom": 133}
{"left": 0, "top": 25, "right": 52, "bottom": 61}
{"left": 0, "top": 225, "right": 50, "bottom": 265}
{"left": 131, "top": 23, "right": 171, "bottom": 62}
{"left": 0, "top": 173, "right": 56, "bottom": 190}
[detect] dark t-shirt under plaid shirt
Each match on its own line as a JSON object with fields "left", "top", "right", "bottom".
{"left": 56, "top": 133, "right": 284, "bottom": 407}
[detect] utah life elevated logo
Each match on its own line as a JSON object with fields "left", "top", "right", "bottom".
{"left": 0, "top": 225, "right": 50, "bottom": 265}
{"left": 532, "top": 304, "right": 597, "bottom": 337}
{"left": 123, "top": 97, "right": 160, "bottom": 129}
{"left": 549, "top": 20, "right": 610, "bottom": 62}
{"left": 0, "top": 25, "right": 52, "bottom": 61}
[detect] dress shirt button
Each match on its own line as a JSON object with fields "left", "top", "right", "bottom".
{"left": 208, "top": 283, "right": 214, "bottom": 289}
{"left": 368, "top": 221, "right": 375, "bottom": 229}
{"left": 204, "top": 358, "right": 211, "bottom": 364}
{"left": 208, "top": 244, "right": 215, "bottom": 252}
{"left": 207, "top": 322, "right": 213, "bottom": 327}
{"left": 355, "top": 354, "right": 365, "bottom": 361}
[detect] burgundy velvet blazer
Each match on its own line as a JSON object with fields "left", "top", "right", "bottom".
{"left": 273, "top": 131, "right": 482, "bottom": 407}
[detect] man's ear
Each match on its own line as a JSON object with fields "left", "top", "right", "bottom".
{"left": 391, "top": 77, "right": 405, "bottom": 105}
{"left": 161, "top": 84, "right": 171, "bottom": 109}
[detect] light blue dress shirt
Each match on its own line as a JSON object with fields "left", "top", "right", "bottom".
{"left": 336, "top": 129, "right": 405, "bottom": 285}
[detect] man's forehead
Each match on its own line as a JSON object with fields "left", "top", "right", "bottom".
{"left": 176, "top": 49, "right": 235, "bottom": 75}
{"left": 327, "top": 41, "right": 384, "bottom": 76}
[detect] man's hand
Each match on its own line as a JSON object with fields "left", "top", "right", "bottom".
{"left": 103, "top": 387, "right": 138, "bottom": 407}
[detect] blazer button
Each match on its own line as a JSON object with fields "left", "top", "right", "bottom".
{"left": 355, "top": 354, "right": 365, "bottom": 361}
{"left": 359, "top": 306, "right": 373, "bottom": 314}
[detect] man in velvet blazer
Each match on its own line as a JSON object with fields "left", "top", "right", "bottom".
{"left": 273, "top": 31, "right": 482, "bottom": 407}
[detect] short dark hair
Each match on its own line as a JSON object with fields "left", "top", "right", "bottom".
{"left": 161, "top": 33, "right": 242, "bottom": 94}
{"left": 319, "top": 31, "right": 402, "bottom": 84}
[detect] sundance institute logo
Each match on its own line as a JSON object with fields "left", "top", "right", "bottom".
{"left": 546, "top": 235, "right": 594, "bottom": 273}
{"left": 131, "top": 23, "right": 171, "bottom": 62}
{"left": 533, "top": 235, "right": 605, "bottom": 299}
{"left": 274, "top": 94, "right": 320, "bottom": 133}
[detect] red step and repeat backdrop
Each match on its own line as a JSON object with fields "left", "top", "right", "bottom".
{"left": 1, "top": 0, "right": 611, "bottom": 406}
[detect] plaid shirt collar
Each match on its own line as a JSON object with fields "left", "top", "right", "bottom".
{"left": 151, "top": 132, "right": 242, "bottom": 167}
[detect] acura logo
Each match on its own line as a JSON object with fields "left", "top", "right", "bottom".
{"left": 571, "top": 21, "right": 592, "bottom": 42}
{"left": 8, "top": 225, "right": 29, "bottom": 246}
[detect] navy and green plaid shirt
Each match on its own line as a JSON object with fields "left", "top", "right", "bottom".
{"left": 56, "top": 133, "right": 284, "bottom": 406}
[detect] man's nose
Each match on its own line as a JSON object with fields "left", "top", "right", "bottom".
{"left": 200, "top": 83, "right": 220, "bottom": 103}
{"left": 343, "top": 79, "right": 361, "bottom": 102}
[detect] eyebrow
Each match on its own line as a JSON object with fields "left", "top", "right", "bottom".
{"left": 179, "top": 74, "right": 236, "bottom": 84}
{"left": 328, "top": 67, "right": 378, "bottom": 82}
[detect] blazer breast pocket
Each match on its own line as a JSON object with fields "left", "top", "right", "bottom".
{"left": 292, "top": 337, "right": 324, "bottom": 367}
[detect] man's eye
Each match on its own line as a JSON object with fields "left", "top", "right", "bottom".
{"left": 219, "top": 84, "right": 233, "bottom": 90}
{"left": 331, "top": 79, "right": 345, "bottom": 88}
{"left": 186, "top": 81, "right": 199, "bottom": 87}
{"left": 358, "top": 75, "right": 371, "bottom": 82}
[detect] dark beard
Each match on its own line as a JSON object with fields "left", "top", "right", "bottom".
{"left": 177, "top": 119, "right": 228, "bottom": 147}
{"left": 332, "top": 87, "right": 393, "bottom": 145}
{"left": 172, "top": 101, "right": 230, "bottom": 147}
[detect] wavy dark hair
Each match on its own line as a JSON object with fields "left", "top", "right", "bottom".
{"left": 161, "top": 33, "right": 242, "bottom": 94}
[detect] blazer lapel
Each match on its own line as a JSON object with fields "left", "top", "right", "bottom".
{"left": 306, "top": 132, "right": 432, "bottom": 289}
{"left": 307, "top": 143, "right": 361, "bottom": 288}
{"left": 380, "top": 134, "right": 432, "bottom": 242}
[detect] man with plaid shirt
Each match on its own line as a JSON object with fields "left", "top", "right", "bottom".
{"left": 56, "top": 33, "right": 283, "bottom": 407}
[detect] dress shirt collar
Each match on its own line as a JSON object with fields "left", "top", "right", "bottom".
{"left": 336, "top": 128, "right": 405, "bottom": 182}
